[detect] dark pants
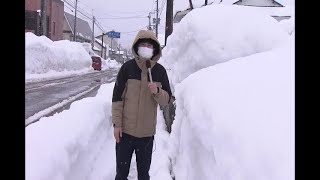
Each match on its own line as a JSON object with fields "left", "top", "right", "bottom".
{"left": 115, "top": 133, "right": 154, "bottom": 180}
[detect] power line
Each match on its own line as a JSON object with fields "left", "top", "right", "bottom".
{"left": 65, "top": 0, "right": 91, "bottom": 16}
{"left": 64, "top": 4, "right": 74, "bottom": 12}
{"left": 64, "top": 0, "right": 75, "bottom": 7}
{"left": 63, "top": 1, "right": 111, "bottom": 37}
{"left": 94, "top": 21, "right": 106, "bottom": 32}
{"left": 105, "top": 10, "right": 151, "bottom": 13}
{"left": 78, "top": 7, "right": 91, "bottom": 17}
{"left": 99, "top": 12, "right": 148, "bottom": 18}
{"left": 78, "top": 0, "right": 91, "bottom": 9}
{"left": 77, "top": 12, "right": 92, "bottom": 21}
{"left": 97, "top": 16, "right": 147, "bottom": 20}
{"left": 63, "top": 1, "right": 149, "bottom": 38}
{"left": 64, "top": 0, "right": 92, "bottom": 20}
{"left": 94, "top": 18, "right": 115, "bottom": 31}
{"left": 77, "top": 4, "right": 92, "bottom": 17}
{"left": 121, "top": 26, "right": 149, "bottom": 34}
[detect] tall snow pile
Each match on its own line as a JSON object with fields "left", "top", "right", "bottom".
{"left": 82, "top": 42, "right": 98, "bottom": 57}
{"left": 159, "top": 3, "right": 294, "bottom": 180}
{"left": 279, "top": 16, "right": 295, "bottom": 35}
{"left": 26, "top": 32, "right": 92, "bottom": 75}
{"left": 168, "top": 40, "right": 294, "bottom": 180}
{"left": 25, "top": 83, "right": 115, "bottom": 180}
{"left": 26, "top": 82, "right": 172, "bottom": 180}
{"left": 161, "top": 4, "right": 290, "bottom": 85}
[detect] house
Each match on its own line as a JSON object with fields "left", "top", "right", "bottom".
{"left": 174, "top": 0, "right": 292, "bottom": 23}
{"left": 25, "top": 0, "right": 64, "bottom": 40}
{"left": 93, "top": 38, "right": 109, "bottom": 59}
{"left": 63, "top": 12, "right": 92, "bottom": 43}
{"left": 96, "top": 33, "right": 119, "bottom": 53}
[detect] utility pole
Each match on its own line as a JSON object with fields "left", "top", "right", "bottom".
{"left": 118, "top": 44, "right": 121, "bottom": 64}
{"left": 101, "top": 33, "right": 104, "bottom": 57}
{"left": 111, "top": 38, "right": 113, "bottom": 57}
{"left": 73, "top": 0, "right": 78, "bottom": 41}
{"left": 40, "top": 0, "right": 47, "bottom": 36}
{"left": 92, "top": 16, "right": 95, "bottom": 48}
{"left": 165, "top": 0, "right": 173, "bottom": 46}
{"left": 156, "top": 0, "right": 159, "bottom": 38}
{"left": 148, "top": 12, "right": 152, "bottom": 30}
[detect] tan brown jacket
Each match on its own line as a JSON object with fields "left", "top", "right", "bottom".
{"left": 112, "top": 30, "right": 172, "bottom": 137}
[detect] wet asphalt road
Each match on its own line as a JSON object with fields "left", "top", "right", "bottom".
{"left": 25, "top": 68, "right": 119, "bottom": 125}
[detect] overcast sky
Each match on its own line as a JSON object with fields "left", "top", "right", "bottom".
{"left": 64, "top": 0, "right": 167, "bottom": 49}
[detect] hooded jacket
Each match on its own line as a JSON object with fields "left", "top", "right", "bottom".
{"left": 112, "top": 30, "right": 172, "bottom": 137}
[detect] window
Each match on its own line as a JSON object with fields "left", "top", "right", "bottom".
{"left": 53, "top": 22, "right": 56, "bottom": 35}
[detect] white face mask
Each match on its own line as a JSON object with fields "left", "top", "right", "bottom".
{"left": 138, "top": 47, "right": 153, "bottom": 59}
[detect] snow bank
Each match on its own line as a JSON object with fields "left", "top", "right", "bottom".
{"left": 168, "top": 39, "right": 294, "bottom": 180}
{"left": 26, "top": 81, "right": 172, "bottom": 180}
{"left": 161, "top": 4, "right": 290, "bottom": 86}
{"left": 82, "top": 42, "right": 97, "bottom": 57}
{"left": 26, "top": 32, "right": 92, "bottom": 77}
{"left": 26, "top": 83, "right": 114, "bottom": 180}
{"left": 149, "top": 110, "right": 173, "bottom": 180}
{"left": 107, "top": 59, "right": 122, "bottom": 69}
{"left": 279, "top": 16, "right": 295, "bottom": 35}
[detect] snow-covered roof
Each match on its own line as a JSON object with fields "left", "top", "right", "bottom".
{"left": 78, "top": 32, "right": 84, "bottom": 37}
{"left": 64, "top": 12, "right": 92, "bottom": 40}
{"left": 92, "top": 46, "right": 100, "bottom": 51}
{"left": 95, "top": 38, "right": 107, "bottom": 48}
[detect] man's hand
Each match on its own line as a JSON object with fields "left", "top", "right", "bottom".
{"left": 114, "top": 127, "right": 122, "bottom": 143}
{"left": 148, "top": 83, "right": 158, "bottom": 94}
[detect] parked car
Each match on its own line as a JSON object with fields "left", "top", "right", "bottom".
{"left": 91, "top": 56, "right": 102, "bottom": 71}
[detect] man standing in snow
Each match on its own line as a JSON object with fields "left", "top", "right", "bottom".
{"left": 112, "top": 30, "right": 172, "bottom": 180}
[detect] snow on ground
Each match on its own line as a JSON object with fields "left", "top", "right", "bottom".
{"left": 157, "top": 3, "right": 295, "bottom": 180}
{"left": 158, "top": 3, "right": 295, "bottom": 180}
{"left": 105, "top": 58, "right": 122, "bottom": 69}
{"left": 25, "top": 33, "right": 120, "bottom": 82}
{"left": 168, "top": 39, "right": 294, "bottom": 180}
{"left": 161, "top": 4, "right": 290, "bottom": 86}
{"left": 26, "top": 82, "right": 172, "bottom": 180}
{"left": 279, "top": 16, "right": 295, "bottom": 35}
{"left": 26, "top": 33, "right": 92, "bottom": 75}
{"left": 26, "top": 2, "right": 294, "bottom": 180}
{"left": 82, "top": 42, "right": 98, "bottom": 57}
{"left": 25, "top": 83, "right": 114, "bottom": 180}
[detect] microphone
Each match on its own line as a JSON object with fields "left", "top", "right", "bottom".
{"left": 146, "top": 60, "right": 153, "bottom": 83}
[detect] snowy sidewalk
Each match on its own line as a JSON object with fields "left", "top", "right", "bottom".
{"left": 26, "top": 83, "right": 173, "bottom": 180}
